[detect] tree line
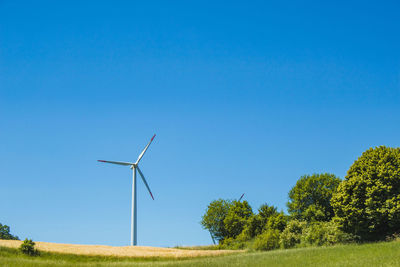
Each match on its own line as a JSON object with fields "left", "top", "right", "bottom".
{"left": 0, "top": 223, "right": 19, "bottom": 240}
{"left": 201, "top": 146, "right": 400, "bottom": 250}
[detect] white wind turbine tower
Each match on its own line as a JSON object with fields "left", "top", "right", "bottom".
{"left": 98, "top": 134, "right": 156, "bottom": 246}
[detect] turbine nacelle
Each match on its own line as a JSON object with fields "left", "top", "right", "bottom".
{"left": 98, "top": 134, "right": 156, "bottom": 201}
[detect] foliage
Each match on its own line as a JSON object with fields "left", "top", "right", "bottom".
{"left": 223, "top": 201, "right": 253, "bottom": 239}
{"left": 239, "top": 215, "right": 263, "bottom": 240}
{"left": 201, "top": 199, "right": 233, "bottom": 242}
{"left": 219, "top": 237, "right": 248, "bottom": 250}
{"left": 253, "top": 229, "right": 280, "bottom": 251}
{"left": 0, "top": 223, "right": 19, "bottom": 240}
{"left": 287, "top": 173, "right": 341, "bottom": 222}
{"left": 258, "top": 204, "right": 278, "bottom": 224}
{"left": 19, "top": 239, "right": 39, "bottom": 256}
{"left": 331, "top": 146, "right": 400, "bottom": 241}
{"left": 279, "top": 220, "right": 307, "bottom": 248}
{"left": 257, "top": 203, "right": 288, "bottom": 231}
{"left": 302, "top": 221, "right": 356, "bottom": 246}
{"left": 201, "top": 147, "right": 400, "bottom": 251}
{"left": 266, "top": 212, "right": 288, "bottom": 232}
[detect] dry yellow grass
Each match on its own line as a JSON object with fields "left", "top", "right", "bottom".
{"left": 0, "top": 239, "right": 239, "bottom": 258}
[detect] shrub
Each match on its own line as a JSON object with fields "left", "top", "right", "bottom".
{"left": 236, "top": 225, "right": 253, "bottom": 242}
{"left": 332, "top": 146, "right": 400, "bottom": 241}
{"left": 219, "top": 237, "right": 247, "bottom": 250}
{"left": 279, "top": 220, "right": 307, "bottom": 248}
{"left": 19, "top": 239, "right": 39, "bottom": 256}
{"left": 302, "top": 221, "right": 356, "bottom": 246}
{"left": 253, "top": 229, "right": 280, "bottom": 251}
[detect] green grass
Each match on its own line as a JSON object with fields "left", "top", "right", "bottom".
{"left": 2, "top": 240, "right": 400, "bottom": 266}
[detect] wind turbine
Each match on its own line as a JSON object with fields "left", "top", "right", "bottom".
{"left": 98, "top": 134, "right": 156, "bottom": 246}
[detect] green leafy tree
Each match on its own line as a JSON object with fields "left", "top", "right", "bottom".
{"left": 223, "top": 200, "right": 253, "bottom": 238}
{"left": 241, "top": 204, "right": 278, "bottom": 239}
{"left": 266, "top": 211, "right": 288, "bottom": 232}
{"left": 287, "top": 173, "right": 341, "bottom": 222}
{"left": 331, "top": 146, "right": 400, "bottom": 241}
{"left": 239, "top": 204, "right": 288, "bottom": 240}
{"left": 258, "top": 204, "right": 278, "bottom": 224}
{"left": 0, "top": 223, "right": 19, "bottom": 240}
{"left": 19, "top": 239, "right": 39, "bottom": 256}
{"left": 201, "top": 199, "right": 233, "bottom": 242}
{"left": 239, "top": 214, "right": 263, "bottom": 240}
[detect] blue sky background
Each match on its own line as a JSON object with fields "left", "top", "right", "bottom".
{"left": 1, "top": 1, "right": 399, "bottom": 247}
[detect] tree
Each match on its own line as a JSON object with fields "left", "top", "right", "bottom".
{"left": 223, "top": 200, "right": 253, "bottom": 238}
{"left": 266, "top": 211, "right": 287, "bottom": 232}
{"left": 258, "top": 203, "right": 287, "bottom": 232}
{"left": 239, "top": 204, "right": 287, "bottom": 240}
{"left": 19, "top": 239, "right": 39, "bottom": 256}
{"left": 287, "top": 173, "right": 341, "bottom": 222}
{"left": 258, "top": 204, "right": 278, "bottom": 224}
{"left": 201, "top": 199, "right": 233, "bottom": 242}
{"left": 239, "top": 214, "right": 263, "bottom": 240}
{"left": 0, "top": 223, "right": 19, "bottom": 240}
{"left": 331, "top": 146, "right": 400, "bottom": 241}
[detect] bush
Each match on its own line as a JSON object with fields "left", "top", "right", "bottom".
{"left": 332, "top": 146, "right": 400, "bottom": 241}
{"left": 302, "top": 221, "right": 357, "bottom": 246}
{"left": 19, "top": 239, "right": 39, "bottom": 256}
{"left": 253, "top": 229, "right": 280, "bottom": 251}
{"left": 219, "top": 237, "right": 247, "bottom": 250}
{"left": 279, "top": 220, "right": 307, "bottom": 248}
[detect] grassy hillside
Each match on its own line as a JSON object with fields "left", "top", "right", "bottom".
{"left": 1, "top": 240, "right": 400, "bottom": 266}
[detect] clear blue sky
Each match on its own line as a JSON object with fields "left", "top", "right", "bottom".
{"left": 1, "top": 1, "right": 399, "bottom": 247}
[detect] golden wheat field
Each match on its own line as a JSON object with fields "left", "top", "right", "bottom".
{"left": 0, "top": 239, "right": 238, "bottom": 258}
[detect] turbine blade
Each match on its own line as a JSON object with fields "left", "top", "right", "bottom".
{"left": 136, "top": 166, "right": 154, "bottom": 200}
{"left": 97, "top": 160, "right": 134, "bottom": 166}
{"left": 135, "top": 134, "right": 156, "bottom": 164}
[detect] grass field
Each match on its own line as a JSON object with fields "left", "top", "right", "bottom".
{"left": 1, "top": 240, "right": 400, "bottom": 266}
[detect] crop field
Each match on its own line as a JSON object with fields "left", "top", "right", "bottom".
{"left": 1, "top": 239, "right": 400, "bottom": 266}
{"left": 0, "top": 240, "right": 238, "bottom": 258}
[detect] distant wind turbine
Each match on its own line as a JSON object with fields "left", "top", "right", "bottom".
{"left": 98, "top": 134, "right": 156, "bottom": 246}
